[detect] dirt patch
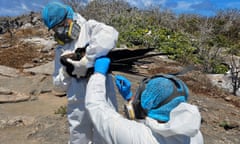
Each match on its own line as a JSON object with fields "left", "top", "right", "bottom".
{"left": 0, "top": 28, "right": 54, "bottom": 69}
{"left": 0, "top": 93, "right": 68, "bottom": 144}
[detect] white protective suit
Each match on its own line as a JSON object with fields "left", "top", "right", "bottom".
{"left": 53, "top": 13, "right": 119, "bottom": 144}
{"left": 86, "top": 73, "right": 204, "bottom": 144}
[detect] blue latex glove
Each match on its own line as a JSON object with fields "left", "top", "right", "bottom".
{"left": 115, "top": 75, "right": 132, "bottom": 101}
{"left": 94, "top": 57, "right": 110, "bottom": 75}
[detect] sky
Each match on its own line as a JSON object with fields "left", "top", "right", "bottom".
{"left": 138, "top": 0, "right": 240, "bottom": 16}
{"left": 0, "top": 0, "right": 240, "bottom": 17}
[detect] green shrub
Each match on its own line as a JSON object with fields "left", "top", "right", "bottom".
{"left": 213, "top": 63, "right": 229, "bottom": 74}
{"left": 54, "top": 105, "right": 67, "bottom": 117}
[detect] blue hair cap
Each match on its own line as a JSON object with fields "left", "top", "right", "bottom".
{"left": 41, "top": 2, "right": 74, "bottom": 29}
{"left": 141, "top": 77, "right": 188, "bottom": 122}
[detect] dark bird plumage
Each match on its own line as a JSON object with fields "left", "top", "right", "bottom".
{"left": 60, "top": 47, "right": 170, "bottom": 78}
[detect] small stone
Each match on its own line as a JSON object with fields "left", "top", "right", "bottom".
{"left": 224, "top": 96, "right": 233, "bottom": 101}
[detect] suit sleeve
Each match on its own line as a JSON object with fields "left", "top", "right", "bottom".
{"left": 85, "top": 73, "right": 158, "bottom": 144}
{"left": 85, "top": 20, "right": 119, "bottom": 66}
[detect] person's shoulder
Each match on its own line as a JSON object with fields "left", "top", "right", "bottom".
{"left": 74, "top": 13, "right": 87, "bottom": 26}
{"left": 87, "top": 19, "right": 101, "bottom": 24}
{"left": 85, "top": 19, "right": 110, "bottom": 29}
{"left": 176, "top": 103, "right": 200, "bottom": 114}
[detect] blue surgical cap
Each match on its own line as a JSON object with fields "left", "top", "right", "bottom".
{"left": 141, "top": 77, "right": 188, "bottom": 122}
{"left": 41, "top": 2, "right": 74, "bottom": 29}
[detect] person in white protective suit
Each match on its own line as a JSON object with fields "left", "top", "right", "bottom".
{"left": 41, "top": 2, "right": 119, "bottom": 144}
{"left": 86, "top": 57, "right": 204, "bottom": 144}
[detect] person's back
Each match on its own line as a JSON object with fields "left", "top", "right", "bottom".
{"left": 144, "top": 103, "right": 203, "bottom": 144}
{"left": 86, "top": 61, "right": 204, "bottom": 144}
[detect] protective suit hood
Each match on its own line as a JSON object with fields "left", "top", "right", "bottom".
{"left": 144, "top": 103, "right": 201, "bottom": 137}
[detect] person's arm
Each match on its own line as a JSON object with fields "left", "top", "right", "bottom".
{"left": 85, "top": 20, "right": 119, "bottom": 66}
{"left": 86, "top": 73, "right": 158, "bottom": 144}
{"left": 65, "top": 20, "right": 119, "bottom": 78}
{"left": 85, "top": 58, "right": 157, "bottom": 144}
{"left": 52, "top": 46, "right": 72, "bottom": 92}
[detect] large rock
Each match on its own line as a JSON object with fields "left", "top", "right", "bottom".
{"left": 207, "top": 74, "right": 240, "bottom": 96}
{"left": 0, "top": 87, "right": 31, "bottom": 103}
{"left": 0, "top": 65, "right": 20, "bottom": 77}
{"left": 0, "top": 93, "right": 30, "bottom": 103}
{"left": 24, "top": 61, "right": 54, "bottom": 75}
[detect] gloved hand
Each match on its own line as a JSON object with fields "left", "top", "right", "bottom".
{"left": 66, "top": 56, "right": 89, "bottom": 78}
{"left": 60, "top": 50, "right": 81, "bottom": 65}
{"left": 94, "top": 57, "right": 110, "bottom": 75}
{"left": 61, "top": 50, "right": 74, "bottom": 57}
{"left": 60, "top": 50, "right": 75, "bottom": 76}
{"left": 115, "top": 75, "right": 132, "bottom": 101}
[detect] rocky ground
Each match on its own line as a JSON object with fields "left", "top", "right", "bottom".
{"left": 0, "top": 15, "right": 240, "bottom": 144}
